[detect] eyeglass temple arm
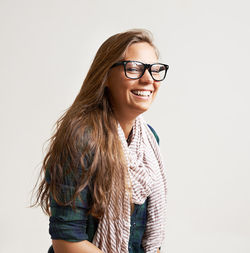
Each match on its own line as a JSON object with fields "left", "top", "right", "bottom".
{"left": 110, "top": 62, "right": 124, "bottom": 68}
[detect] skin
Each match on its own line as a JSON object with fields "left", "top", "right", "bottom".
{"left": 53, "top": 240, "right": 160, "bottom": 253}
{"left": 106, "top": 42, "right": 161, "bottom": 139}
{"left": 52, "top": 240, "right": 103, "bottom": 253}
{"left": 52, "top": 42, "right": 161, "bottom": 253}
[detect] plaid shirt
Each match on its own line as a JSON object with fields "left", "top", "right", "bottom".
{"left": 48, "top": 125, "right": 159, "bottom": 253}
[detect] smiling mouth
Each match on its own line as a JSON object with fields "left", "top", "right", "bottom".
{"left": 131, "top": 90, "right": 152, "bottom": 97}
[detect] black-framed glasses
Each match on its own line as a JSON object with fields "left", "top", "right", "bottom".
{"left": 111, "top": 60, "right": 169, "bottom": 81}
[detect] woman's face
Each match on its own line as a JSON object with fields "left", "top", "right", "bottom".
{"left": 106, "top": 42, "right": 160, "bottom": 120}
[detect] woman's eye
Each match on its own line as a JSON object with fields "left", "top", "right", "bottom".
{"left": 151, "top": 67, "right": 164, "bottom": 73}
{"left": 127, "top": 68, "right": 140, "bottom": 72}
{"left": 151, "top": 69, "right": 160, "bottom": 73}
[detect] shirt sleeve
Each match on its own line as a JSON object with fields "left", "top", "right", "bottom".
{"left": 49, "top": 183, "right": 92, "bottom": 242}
{"left": 47, "top": 152, "right": 94, "bottom": 242}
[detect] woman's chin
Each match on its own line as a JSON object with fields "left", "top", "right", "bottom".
{"left": 128, "top": 103, "right": 151, "bottom": 116}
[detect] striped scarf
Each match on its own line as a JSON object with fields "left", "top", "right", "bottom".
{"left": 92, "top": 116, "right": 167, "bottom": 253}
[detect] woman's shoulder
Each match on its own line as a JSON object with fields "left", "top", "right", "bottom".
{"left": 147, "top": 124, "right": 160, "bottom": 145}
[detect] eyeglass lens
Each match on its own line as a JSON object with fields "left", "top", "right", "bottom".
{"left": 125, "top": 61, "right": 167, "bottom": 81}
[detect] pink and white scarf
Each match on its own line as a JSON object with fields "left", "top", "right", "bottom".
{"left": 93, "top": 116, "right": 167, "bottom": 253}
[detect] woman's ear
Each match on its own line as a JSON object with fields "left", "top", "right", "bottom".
{"left": 104, "top": 72, "right": 110, "bottom": 88}
{"left": 104, "top": 80, "right": 109, "bottom": 88}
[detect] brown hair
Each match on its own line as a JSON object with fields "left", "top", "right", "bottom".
{"left": 33, "top": 29, "right": 158, "bottom": 219}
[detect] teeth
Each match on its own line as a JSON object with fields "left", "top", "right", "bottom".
{"left": 132, "top": 90, "right": 151, "bottom": 97}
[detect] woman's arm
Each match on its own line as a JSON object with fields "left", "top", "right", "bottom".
{"left": 52, "top": 240, "right": 103, "bottom": 253}
{"left": 53, "top": 240, "right": 159, "bottom": 253}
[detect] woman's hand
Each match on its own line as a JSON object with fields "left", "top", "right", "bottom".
{"left": 52, "top": 240, "right": 103, "bottom": 253}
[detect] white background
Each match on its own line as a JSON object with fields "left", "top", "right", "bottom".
{"left": 1, "top": 0, "right": 250, "bottom": 252}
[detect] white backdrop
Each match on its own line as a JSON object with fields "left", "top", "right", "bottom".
{"left": 1, "top": 0, "right": 250, "bottom": 252}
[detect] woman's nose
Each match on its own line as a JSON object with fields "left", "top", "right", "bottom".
{"left": 139, "top": 69, "right": 154, "bottom": 84}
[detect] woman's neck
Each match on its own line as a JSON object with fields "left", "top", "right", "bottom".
{"left": 113, "top": 109, "right": 140, "bottom": 139}
{"left": 118, "top": 118, "right": 135, "bottom": 139}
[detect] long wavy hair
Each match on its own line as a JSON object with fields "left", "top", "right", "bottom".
{"left": 33, "top": 29, "right": 158, "bottom": 219}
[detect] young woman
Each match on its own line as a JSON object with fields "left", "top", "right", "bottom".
{"left": 35, "top": 29, "right": 168, "bottom": 253}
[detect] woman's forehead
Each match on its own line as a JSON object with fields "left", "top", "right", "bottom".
{"left": 123, "top": 42, "right": 158, "bottom": 64}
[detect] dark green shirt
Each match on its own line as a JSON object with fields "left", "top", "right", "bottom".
{"left": 48, "top": 125, "right": 159, "bottom": 253}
